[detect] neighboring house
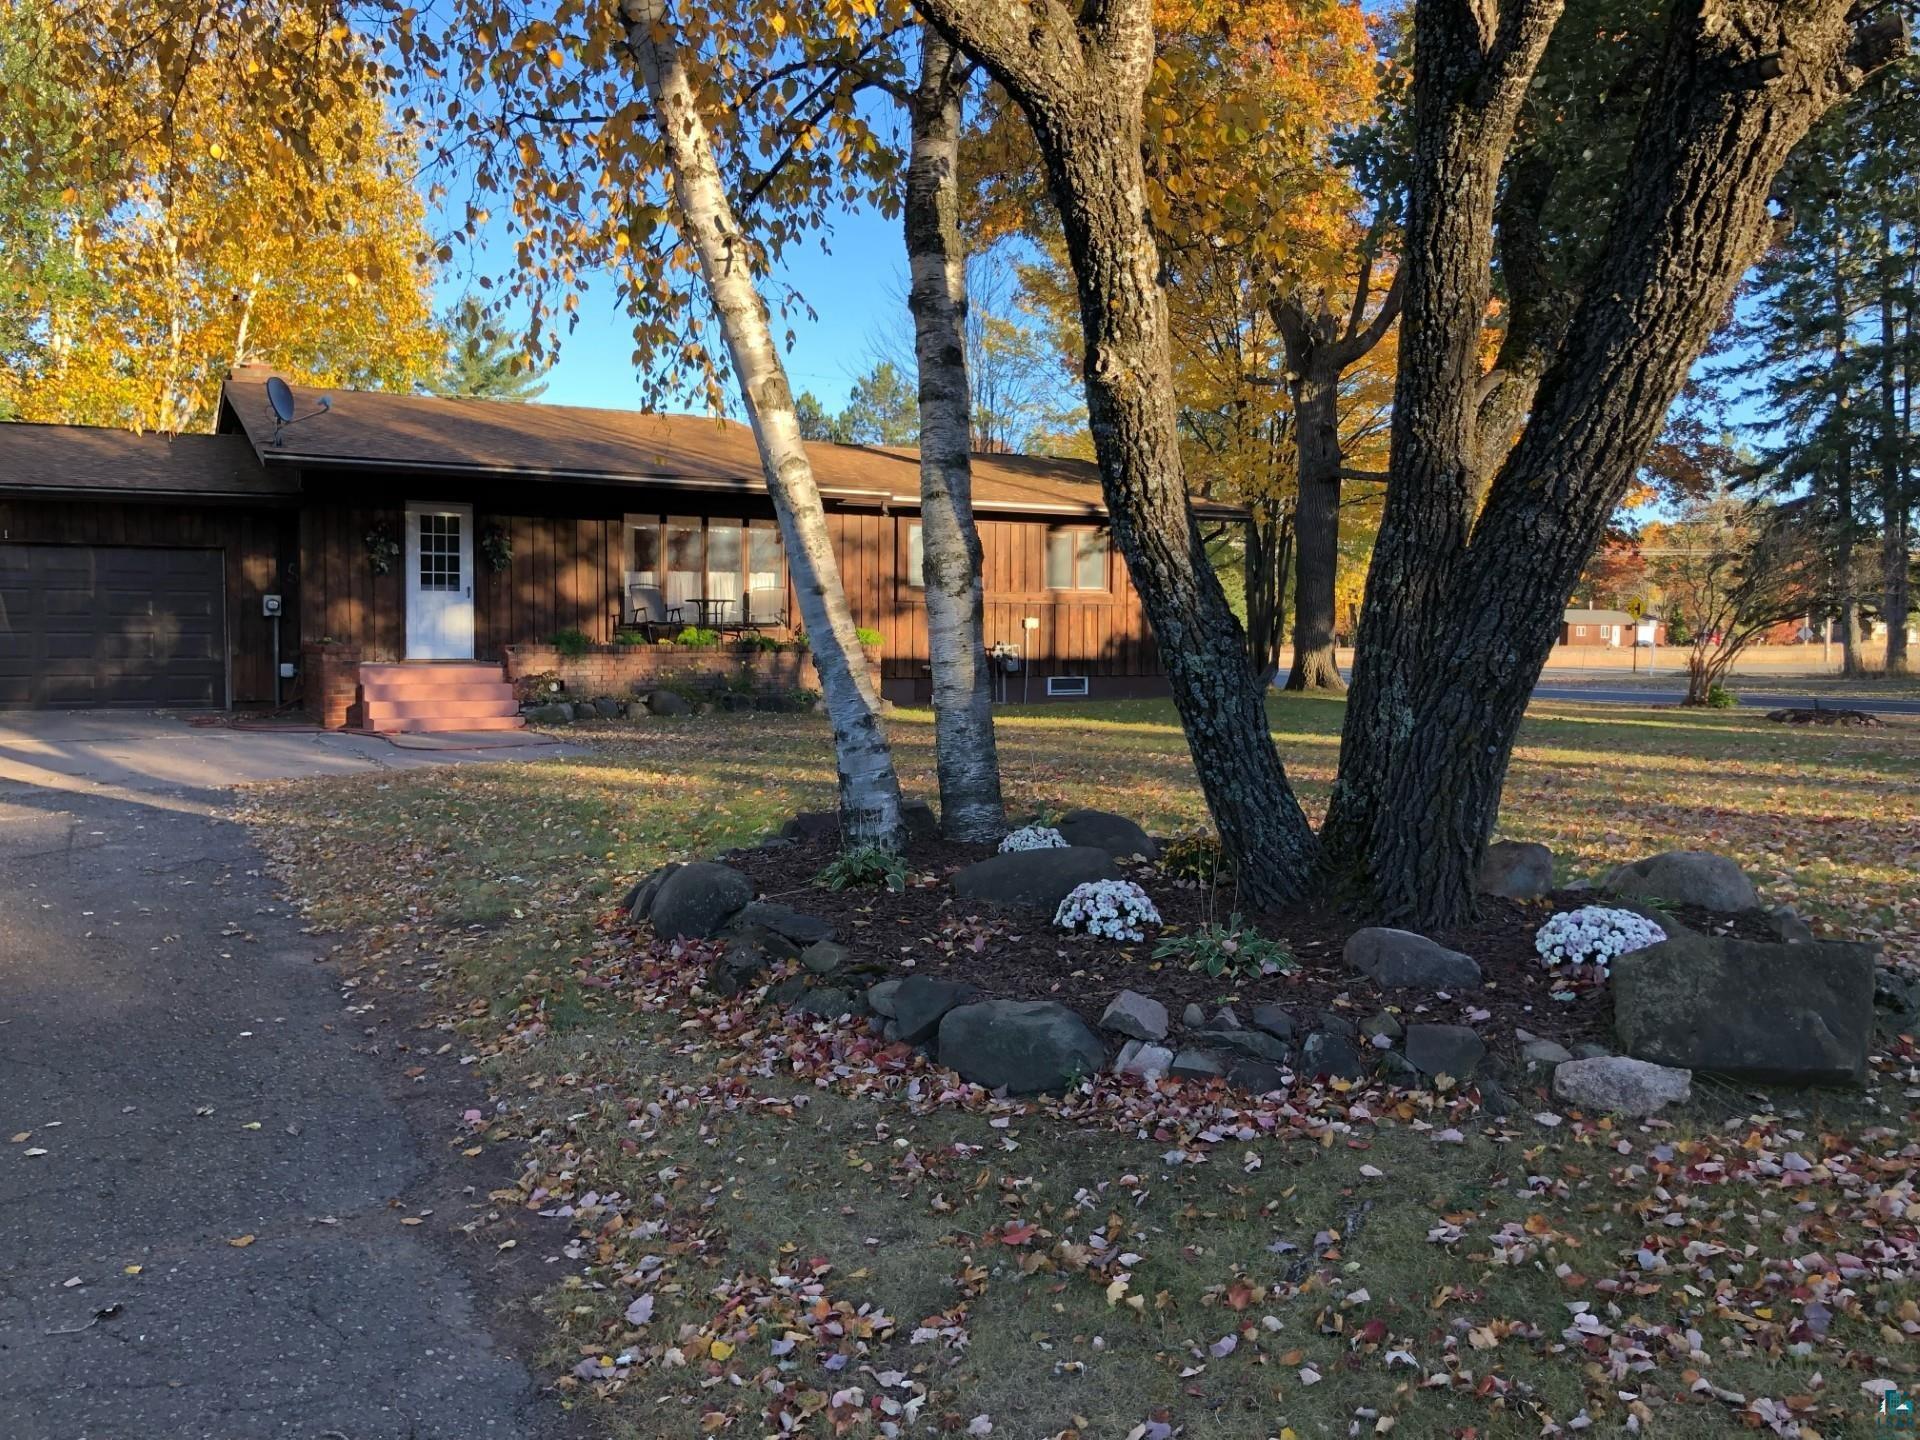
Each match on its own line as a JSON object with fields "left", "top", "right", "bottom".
{"left": 1561, "top": 608, "right": 1666, "bottom": 647}
{"left": 1, "top": 367, "right": 1234, "bottom": 720}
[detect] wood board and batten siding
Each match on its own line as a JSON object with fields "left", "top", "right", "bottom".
{"left": 295, "top": 475, "right": 1162, "bottom": 699}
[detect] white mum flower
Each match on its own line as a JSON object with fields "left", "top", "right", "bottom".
{"left": 999, "top": 825, "right": 1068, "bottom": 853}
{"left": 1054, "top": 880, "right": 1161, "bottom": 941}
{"left": 1534, "top": 906, "right": 1667, "bottom": 970}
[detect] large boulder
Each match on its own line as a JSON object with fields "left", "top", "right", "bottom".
{"left": 936, "top": 1000, "right": 1107, "bottom": 1094}
{"left": 951, "top": 847, "right": 1119, "bottom": 914}
{"left": 648, "top": 861, "right": 754, "bottom": 939}
{"left": 1479, "top": 841, "right": 1555, "bottom": 901}
{"left": 888, "top": 977, "right": 982, "bottom": 1044}
{"left": 1404, "top": 1023, "right": 1485, "bottom": 1081}
{"left": 1553, "top": 1056, "right": 1692, "bottom": 1117}
{"left": 1600, "top": 851, "right": 1760, "bottom": 913}
{"left": 644, "top": 689, "right": 692, "bottom": 717}
{"left": 1344, "top": 928, "right": 1483, "bottom": 991}
{"left": 1612, "top": 932, "right": 1877, "bottom": 1083}
{"left": 623, "top": 862, "right": 683, "bottom": 919}
{"left": 1055, "top": 809, "right": 1159, "bottom": 860}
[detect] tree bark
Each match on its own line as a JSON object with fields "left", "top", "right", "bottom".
{"left": 1322, "top": 0, "right": 1904, "bottom": 926}
{"left": 913, "top": 0, "right": 1323, "bottom": 905}
{"left": 1833, "top": 242, "right": 1864, "bottom": 678}
{"left": 623, "top": 0, "right": 904, "bottom": 845}
{"left": 904, "top": 30, "right": 1006, "bottom": 841}
{"left": 1284, "top": 367, "right": 1345, "bottom": 691}
{"left": 1880, "top": 215, "right": 1911, "bottom": 675}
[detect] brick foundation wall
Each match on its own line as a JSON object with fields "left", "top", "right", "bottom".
{"left": 301, "top": 642, "right": 363, "bottom": 728}
{"left": 503, "top": 642, "right": 880, "bottom": 701}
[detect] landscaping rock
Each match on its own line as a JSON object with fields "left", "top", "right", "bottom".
{"left": 1553, "top": 1056, "right": 1692, "bottom": 1117}
{"left": 867, "top": 979, "right": 904, "bottom": 1017}
{"left": 1210, "top": 1006, "right": 1242, "bottom": 1031}
{"left": 1404, "top": 1024, "right": 1485, "bottom": 1081}
{"left": 789, "top": 986, "right": 862, "bottom": 1019}
{"left": 781, "top": 809, "right": 840, "bottom": 843}
{"left": 1767, "top": 905, "right": 1815, "bottom": 944}
{"left": 936, "top": 1000, "right": 1107, "bottom": 1094}
{"left": 1344, "top": 928, "right": 1483, "bottom": 991}
{"left": 1191, "top": 1028, "right": 1291, "bottom": 1065}
{"left": 1300, "top": 1031, "right": 1366, "bottom": 1080}
{"left": 733, "top": 901, "right": 835, "bottom": 945}
{"left": 1169, "top": 1048, "right": 1228, "bottom": 1080}
{"left": 1876, "top": 968, "right": 1920, "bottom": 1034}
{"left": 1249, "top": 1004, "right": 1296, "bottom": 1041}
{"left": 1055, "top": 808, "right": 1160, "bottom": 860}
{"left": 1114, "top": 1039, "right": 1174, "bottom": 1082}
{"left": 623, "top": 862, "right": 683, "bottom": 919}
{"left": 525, "top": 702, "right": 572, "bottom": 724}
{"left": 890, "top": 977, "right": 982, "bottom": 1044}
{"left": 1362, "top": 1011, "right": 1403, "bottom": 1044}
{"left": 1181, "top": 1003, "right": 1206, "bottom": 1030}
{"left": 592, "top": 696, "right": 624, "bottom": 718}
{"left": 1612, "top": 932, "right": 1877, "bottom": 1083}
{"left": 1477, "top": 1078, "right": 1514, "bottom": 1117}
{"left": 1377, "top": 1051, "right": 1421, "bottom": 1085}
{"left": 648, "top": 861, "right": 754, "bottom": 939}
{"left": 766, "top": 976, "right": 812, "bottom": 1007}
{"left": 645, "top": 689, "right": 692, "bottom": 717}
{"left": 800, "top": 940, "right": 848, "bottom": 976}
{"left": 1478, "top": 840, "right": 1555, "bottom": 900}
{"left": 1600, "top": 850, "right": 1760, "bottom": 913}
{"left": 950, "top": 847, "right": 1120, "bottom": 914}
{"left": 1228, "top": 1059, "right": 1289, "bottom": 1094}
{"left": 1314, "top": 1009, "right": 1357, "bottom": 1039}
{"left": 1572, "top": 1042, "right": 1613, "bottom": 1061}
{"left": 1522, "top": 1038, "right": 1574, "bottom": 1069}
{"left": 1099, "top": 990, "right": 1169, "bottom": 1042}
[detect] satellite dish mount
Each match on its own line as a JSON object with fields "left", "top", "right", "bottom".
{"left": 265, "top": 376, "right": 331, "bottom": 447}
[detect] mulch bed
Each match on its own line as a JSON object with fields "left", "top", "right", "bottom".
{"left": 721, "top": 832, "right": 1776, "bottom": 1060}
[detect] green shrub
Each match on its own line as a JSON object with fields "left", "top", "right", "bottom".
{"left": 1159, "top": 828, "right": 1234, "bottom": 884}
{"left": 855, "top": 626, "right": 884, "bottom": 649}
{"left": 813, "top": 845, "right": 907, "bottom": 893}
{"left": 1152, "top": 915, "right": 1295, "bottom": 980}
{"left": 549, "top": 629, "right": 591, "bottom": 658}
{"left": 1704, "top": 682, "right": 1738, "bottom": 709}
{"left": 613, "top": 629, "right": 651, "bottom": 646}
{"left": 739, "top": 633, "right": 782, "bottom": 653}
{"left": 674, "top": 626, "right": 722, "bottom": 649}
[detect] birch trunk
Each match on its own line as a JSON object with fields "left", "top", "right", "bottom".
{"left": 623, "top": 0, "right": 904, "bottom": 846}
{"left": 904, "top": 30, "right": 1005, "bottom": 842}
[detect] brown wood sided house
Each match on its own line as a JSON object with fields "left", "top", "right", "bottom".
{"left": 1, "top": 367, "right": 1240, "bottom": 726}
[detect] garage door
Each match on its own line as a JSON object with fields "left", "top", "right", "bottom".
{"left": 0, "top": 545, "right": 227, "bottom": 708}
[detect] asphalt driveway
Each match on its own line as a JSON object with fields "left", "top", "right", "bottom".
{"left": 0, "top": 713, "right": 564, "bottom": 1440}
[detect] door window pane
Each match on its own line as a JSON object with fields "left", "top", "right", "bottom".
{"left": 1046, "top": 531, "right": 1074, "bottom": 590}
{"left": 628, "top": 517, "right": 661, "bottom": 584}
{"left": 748, "top": 523, "right": 784, "bottom": 591}
{"left": 665, "top": 516, "right": 701, "bottom": 611}
{"left": 1076, "top": 531, "right": 1108, "bottom": 590}
{"left": 908, "top": 523, "right": 924, "bottom": 587}
{"left": 419, "top": 512, "right": 461, "bottom": 592}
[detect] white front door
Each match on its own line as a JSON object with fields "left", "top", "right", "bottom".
{"left": 404, "top": 502, "right": 475, "bottom": 659}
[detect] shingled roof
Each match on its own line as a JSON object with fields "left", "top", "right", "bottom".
{"left": 218, "top": 366, "right": 1245, "bottom": 519}
{"left": 0, "top": 423, "right": 293, "bottom": 498}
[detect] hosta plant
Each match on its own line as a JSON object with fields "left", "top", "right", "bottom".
{"left": 1152, "top": 914, "right": 1294, "bottom": 979}
{"left": 1534, "top": 906, "right": 1667, "bottom": 969}
{"left": 814, "top": 845, "right": 907, "bottom": 893}
{"left": 999, "top": 824, "right": 1067, "bottom": 853}
{"left": 1054, "top": 879, "right": 1161, "bottom": 942}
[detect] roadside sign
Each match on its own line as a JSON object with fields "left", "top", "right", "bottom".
{"left": 1625, "top": 597, "right": 1646, "bottom": 620}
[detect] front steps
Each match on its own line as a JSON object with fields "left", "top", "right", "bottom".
{"left": 348, "top": 662, "right": 524, "bottom": 733}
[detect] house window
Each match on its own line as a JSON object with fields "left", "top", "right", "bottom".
{"left": 665, "top": 515, "right": 702, "bottom": 612}
{"left": 907, "top": 523, "right": 924, "bottom": 587}
{"left": 747, "top": 522, "right": 786, "bottom": 625}
{"left": 419, "top": 512, "right": 462, "bottom": 592}
{"left": 627, "top": 516, "right": 662, "bottom": 586}
{"left": 706, "top": 520, "right": 743, "bottom": 619}
{"left": 1046, "top": 528, "right": 1108, "bottom": 591}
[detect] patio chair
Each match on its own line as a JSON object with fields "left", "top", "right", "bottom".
{"left": 628, "top": 583, "right": 682, "bottom": 639}
{"left": 743, "top": 585, "right": 787, "bottom": 634}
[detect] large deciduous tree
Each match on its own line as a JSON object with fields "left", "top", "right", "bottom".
{"left": 619, "top": 0, "right": 906, "bottom": 845}
{"left": 916, "top": 0, "right": 1905, "bottom": 924}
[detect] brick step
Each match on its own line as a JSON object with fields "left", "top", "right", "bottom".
{"left": 358, "top": 662, "right": 507, "bottom": 685}
{"left": 357, "top": 696, "right": 523, "bottom": 722}
{"left": 356, "top": 680, "right": 516, "bottom": 704}
{"left": 351, "top": 713, "right": 527, "bottom": 734}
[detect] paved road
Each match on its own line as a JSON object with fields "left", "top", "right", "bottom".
{"left": 1531, "top": 684, "right": 1920, "bottom": 715}
{"left": 0, "top": 715, "right": 563, "bottom": 1440}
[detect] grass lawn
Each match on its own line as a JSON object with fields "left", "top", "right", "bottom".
{"left": 244, "top": 696, "right": 1920, "bottom": 1439}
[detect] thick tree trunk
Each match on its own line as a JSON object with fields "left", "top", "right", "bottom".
{"left": 1323, "top": 0, "right": 1903, "bottom": 925}
{"left": 914, "top": 0, "right": 1322, "bottom": 904}
{"left": 904, "top": 31, "right": 1005, "bottom": 841}
{"left": 1243, "top": 502, "right": 1293, "bottom": 684}
{"left": 1284, "top": 370, "right": 1345, "bottom": 692}
{"left": 623, "top": 0, "right": 904, "bottom": 845}
{"left": 1880, "top": 227, "right": 1911, "bottom": 675}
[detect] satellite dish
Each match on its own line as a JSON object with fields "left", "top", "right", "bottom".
{"left": 264, "top": 376, "right": 333, "bottom": 446}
